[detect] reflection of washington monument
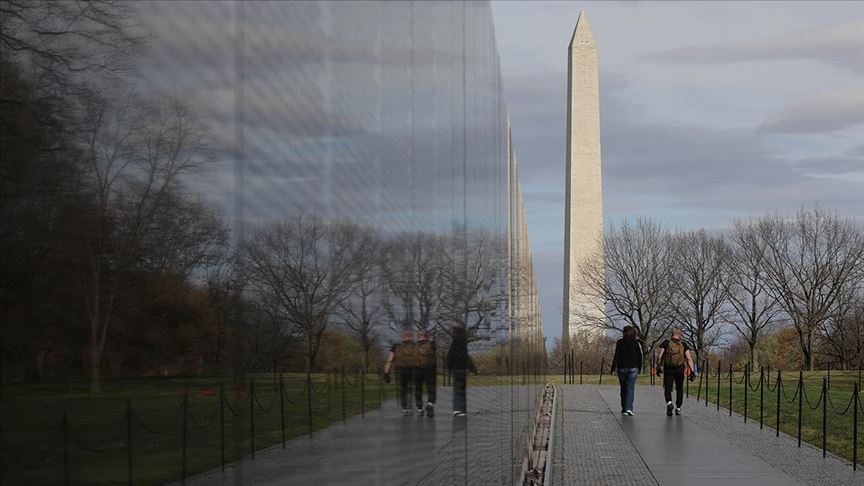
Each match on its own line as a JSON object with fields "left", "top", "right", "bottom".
{"left": 563, "top": 11, "right": 604, "bottom": 343}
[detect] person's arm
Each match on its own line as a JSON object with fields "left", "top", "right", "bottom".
{"left": 685, "top": 349, "right": 696, "bottom": 373}
{"left": 383, "top": 350, "right": 395, "bottom": 375}
{"left": 637, "top": 344, "right": 643, "bottom": 375}
{"left": 610, "top": 341, "right": 620, "bottom": 374}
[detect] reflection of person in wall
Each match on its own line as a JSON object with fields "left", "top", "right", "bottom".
{"left": 414, "top": 329, "right": 437, "bottom": 418}
{"left": 383, "top": 329, "right": 416, "bottom": 416}
{"left": 446, "top": 326, "right": 477, "bottom": 417}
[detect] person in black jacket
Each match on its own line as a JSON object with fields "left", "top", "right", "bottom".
{"left": 610, "top": 325, "right": 643, "bottom": 415}
{"left": 446, "top": 326, "right": 476, "bottom": 417}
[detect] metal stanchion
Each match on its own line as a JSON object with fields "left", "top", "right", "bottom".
{"left": 280, "top": 374, "right": 286, "bottom": 448}
{"left": 717, "top": 361, "right": 721, "bottom": 412}
{"left": 181, "top": 391, "right": 188, "bottom": 484}
{"left": 775, "top": 371, "right": 781, "bottom": 438}
{"left": 797, "top": 371, "right": 803, "bottom": 447}
{"left": 729, "top": 363, "right": 733, "bottom": 417}
{"left": 744, "top": 364, "right": 748, "bottom": 423}
{"left": 599, "top": 358, "right": 605, "bottom": 385}
{"left": 63, "top": 410, "right": 69, "bottom": 486}
{"left": 853, "top": 382, "right": 859, "bottom": 471}
{"left": 579, "top": 360, "right": 583, "bottom": 385}
{"left": 127, "top": 398, "right": 133, "bottom": 486}
{"left": 341, "top": 367, "right": 346, "bottom": 423}
{"left": 759, "top": 368, "right": 764, "bottom": 429}
{"left": 220, "top": 384, "right": 225, "bottom": 471}
{"left": 822, "top": 378, "right": 827, "bottom": 458}
{"left": 250, "top": 380, "right": 256, "bottom": 458}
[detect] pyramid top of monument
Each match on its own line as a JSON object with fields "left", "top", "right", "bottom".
{"left": 569, "top": 10, "right": 595, "bottom": 47}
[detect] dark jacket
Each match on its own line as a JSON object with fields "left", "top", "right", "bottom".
{"left": 446, "top": 330, "right": 476, "bottom": 372}
{"left": 611, "top": 337, "right": 643, "bottom": 373}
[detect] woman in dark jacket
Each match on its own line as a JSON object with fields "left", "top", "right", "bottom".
{"left": 610, "top": 326, "right": 643, "bottom": 415}
{"left": 446, "top": 326, "right": 476, "bottom": 417}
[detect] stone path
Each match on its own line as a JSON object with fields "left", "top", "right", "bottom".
{"left": 178, "top": 383, "right": 862, "bottom": 485}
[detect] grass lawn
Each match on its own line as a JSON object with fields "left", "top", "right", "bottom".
{"left": 1, "top": 372, "right": 396, "bottom": 485}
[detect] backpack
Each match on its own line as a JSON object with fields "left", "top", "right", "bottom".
{"left": 394, "top": 342, "right": 416, "bottom": 369}
{"left": 664, "top": 340, "right": 686, "bottom": 369}
{"left": 415, "top": 340, "right": 436, "bottom": 369}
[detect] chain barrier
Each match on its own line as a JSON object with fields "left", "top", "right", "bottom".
{"left": 826, "top": 389, "right": 856, "bottom": 416}
{"left": 747, "top": 370, "right": 762, "bottom": 392}
{"left": 0, "top": 426, "right": 61, "bottom": 470}
{"left": 67, "top": 417, "right": 125, "bottom": 453}
{"left": 801, "top": 382, "right": 824, "bottom": 410}
{"left": 131, "top": 398, "right": 185, "bottom": 434}
{"left": 221, "top": 393, "right": 242, "bottom": 417}
{"left": 253, "top": 387, "right": 279, "bottom": 412}
{"left": 188, "top": 403, "right": 219, "bottom": 429}
{"left": 779, "top": 378, "right": 801, "bottom": 403}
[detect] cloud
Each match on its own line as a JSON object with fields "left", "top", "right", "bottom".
{"left": 759, "top": 90, "right": 864, "bottom": 134}
{"left": 645, "top": 21, "right": 864, "bottom": 72}
{"left": 795, "top": 144, "right": 864, "bottom": 175}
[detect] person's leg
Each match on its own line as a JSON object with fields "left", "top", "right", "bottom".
{"left": 414, "top": 368, "right": 424, "bottom": 410}
{"left": 625, "top": 368, "right": 637, "bottom": 412}
{"left": 617, "top": 370, "right": 627, "bottom": 411}
{"left": 453, "top": 369, "right": 467, "bottom": 412}
{"left": 398, "top": 369, "right": 411, "bottom": 410}
{"left": 426, "top": 368, "right": 437, "bottom": 404}
{"left": 663, "top": 370, "right": 673, "bottom": 404}
{"left": 674, "top": 370, "right": 685, "bottom": 408}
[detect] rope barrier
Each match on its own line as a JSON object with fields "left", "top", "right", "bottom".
{"left": 733, "top": 370, "right": 747, "bottom": 384}
{"left": 747, "top": 371, "right": 762, "bottom": 392}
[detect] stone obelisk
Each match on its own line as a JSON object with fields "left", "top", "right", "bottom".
{"left": 563, "top": 10, "right": 604, "bottom": 344}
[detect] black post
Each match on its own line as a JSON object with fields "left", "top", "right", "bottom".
{"left": 181, "top": 391, "right": 188, "bottom": 484}
{"left": 361, "top": 369, "right": 366, "bottom": 418}
{"left": 776, "top": 372, "right": 781, "bottom": 438}
{"left": 827, "top": 362, "right": 831, "bottom": 390}
{"left": 220, "top": 384, "right": 225, "bottom": 471}
{"left": 696, "top": 359, "right": 704, "bottom": 403}
{"left": 127, "top": 398, "right": 133, "bottom": 486}
{"left": 717, "top": 361, "right": 721, "bottom": 412}
{"left": 853, "top": 381, "right": 859, "bottom": 471}
{"left": 341, "top": 366, "right": 346, "bottom": 423}
{"left": 705, "top": 360, "right": 710, "bottom": 408}
{"left": 279, "top": 374, "right": 285, "bottom": 448}
{"left": 599, "top": 358, "right": 605, "bottom": 385}
{"left": 821, "top": 377, "right": 827, "bottom": 458}
{"left": 797, "top": 371, "right": 803, "bottom": 447}
{"left": 744, "top": 364, "right": 749, "bottom": 423}
{"left": 306, "top": 372, "right": 313, "bottom": 436}
{"left": 729, "top": 363, "right": 733, "bottom": 417}
{"left": 579, "top": 360, "right": 583, "bottom": 385}
{"left": 62, "top": 410, "right": 69, "bottom": 486}
{"left": 759, "top": 368, "right": 764, "bottom": 429}
{"left": 250, "top": 380, "right": 256, "bottom": 459}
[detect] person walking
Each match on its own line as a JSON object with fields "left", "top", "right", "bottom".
{"left": 610, "top": 325, "right": 642, "bottom": 416}
{"left": 446, "top": 326, "right": 476, "bottom": 417}
{"left": 383, "top": 329, "right": 416, "bottom": 416}
{"left": 413, "top": 329, "right": 437, "bottom": 417}
{"left": 656, "top": 328, "right": 697, "bottom": 416}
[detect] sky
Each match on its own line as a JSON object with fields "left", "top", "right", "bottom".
{"left": 491, "top": 1, "right": 864, "bottom": 345}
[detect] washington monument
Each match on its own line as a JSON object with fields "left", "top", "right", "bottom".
{"left": 563, "top": 10, "right": 604, "bottom": 343}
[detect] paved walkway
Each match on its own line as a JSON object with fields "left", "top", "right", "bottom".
{"left": 179, "top": 383, "right": 861, "bottom": 486}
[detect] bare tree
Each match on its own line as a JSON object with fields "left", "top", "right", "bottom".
{"left": 244, "top": 215, "right": 365, "bottom": 379}
{"left": 725, "top": 219, "right": 782, "bottom": 369}
{"left": 438, "top": 228, "right": 508, "bottom": 341}
{"left": 338, "top": 226, "right": 385, "bottom": 372}
{"left": 577, "top": 218, "right": 676, "bottom": 367}
{"left": 379, "top": 232, "right": 445, "bottom": 333}
{"left": 669, "top": 229, "right": 730, "bottom": 361}
{"left": 72, "top": 92, "right": 213, "bottom": 392}
{"left": 760, "top": 208, "right": 864, "bottom": 370}
{"left": 818, "top": 282, "right": 864, "bottom": 369}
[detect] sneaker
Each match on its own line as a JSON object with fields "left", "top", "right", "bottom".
{"left": 425, "top": 402, "right": 435, "bottom": 418}
{"left": 402, "top": 409, "right": 412, "bottom": 416}
{"left": 416, "top": 408, "right": 425, "bottom": 417}
{"left": 666, "top": 401, "right": 674, "bottom": 416}
{"left": 455, "top": 411, "right": 467, "bottom": 417}
{"left": 675, "top": 407, "right": 681, "bottom": 416}
{"left": 624, "top": 410, "right": 634, "bottom": 416}
{"left": 452, "top": 410, "right": 462, "bottom": 416}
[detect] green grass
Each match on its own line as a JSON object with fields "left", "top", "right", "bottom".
{"left": 687, "top": 369, "right": 862, "bottom": 465}
{"left": 1, "top": 372, "right": 396, "bottom": 485}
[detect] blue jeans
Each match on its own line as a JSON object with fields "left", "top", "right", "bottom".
{"left": 451, "top": 368, "right": 467, "bottom": 412}
{"left": 617, "top": 368, "right": 638, "bottom": 412}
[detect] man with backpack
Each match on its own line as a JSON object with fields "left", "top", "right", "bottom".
{"left": 413, "top": 329, "right": 437, "bottom": 417}
{"left": 383, "top": 329, "right": 416, "bottom": 416}
{"left": 656, "top": 328, "right": 697, "bottom": 416}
